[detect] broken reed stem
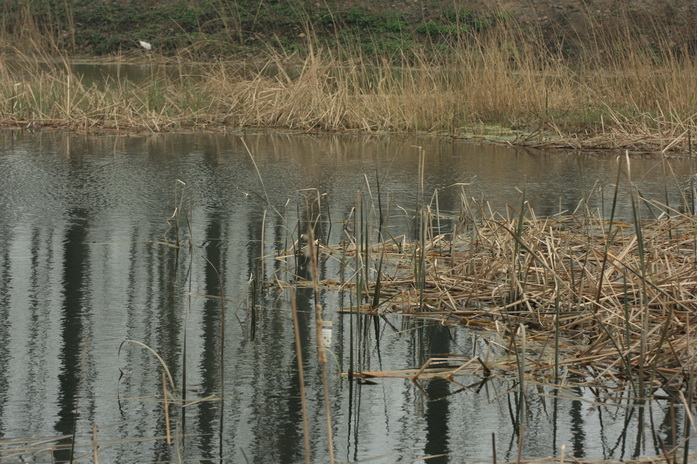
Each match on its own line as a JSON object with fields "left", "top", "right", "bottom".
{"left": 517, "top": 324, "right": 526, "bottom": 425}
{"left": 92, "top": 424, "right": 99, "bottom": 464}
{"left": 417, "top": 148, "right": 427, "bottom": 311}
{"left": 516, "top": 423, "right": 525, "bottom": 464}
{"left": 625, "top": 153, "right": 650, "bottom": 401}
{"left": 163, "top": 371, "right": 171, "bottom": 446}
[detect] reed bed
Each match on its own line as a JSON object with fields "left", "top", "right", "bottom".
{"left": 2, "top": 19, "right": 697, "bottom": 153}
{"left": 330, "top": 194, "right": 697, "bottom": 394}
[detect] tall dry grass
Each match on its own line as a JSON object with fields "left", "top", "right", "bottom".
{"left": 1, "top": 17, "right": 697, "bottom": 152}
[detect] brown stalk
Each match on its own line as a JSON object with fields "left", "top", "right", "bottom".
{"left": 162, "top": 371, "right": 171, "bottom": 446}
{"left": 92, "top": 425, "right": 99, "bottom": 464}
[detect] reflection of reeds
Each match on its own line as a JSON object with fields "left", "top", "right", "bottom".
{"left": 290, "top": 290, "right": 311, "bottom": 464}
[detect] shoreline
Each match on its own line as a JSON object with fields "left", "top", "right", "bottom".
{"left": 2, "top": 121, "right": 691, "bottom": 160}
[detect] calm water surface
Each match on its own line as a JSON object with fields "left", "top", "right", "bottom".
{"left": 0, "top": 130, "right": 695, "bottom": 463}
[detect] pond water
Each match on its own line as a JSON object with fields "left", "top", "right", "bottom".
{"left": 0, "top": 130, "right": 695, "bottom": 463}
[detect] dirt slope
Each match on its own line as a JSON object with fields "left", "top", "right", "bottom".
{"left": 382, "top": 0, "right": 697, "bottom": 48}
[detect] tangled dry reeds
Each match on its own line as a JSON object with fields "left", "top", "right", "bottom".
{"left": 335, "top": 190, "right": 697, "bottom": 394}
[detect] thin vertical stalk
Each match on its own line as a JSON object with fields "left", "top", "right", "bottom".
{"left": 513, "top": 189, "right": 527, "bottom": 300}
{"left": 554, "top": 293, "right": 560, "bottom": 385}
{"left": 66, "top": 73, "right": 71, "bottom": 121}
{"left": 517, "top": 324, "right": 526, "bottom": 424}
{"left": 434, "top": 188, "right": 442, "bottom": 236}
{"left": 416, "top": 148, "right": 426, "bottom": 311}
{"left": 249, "top": 274, "right": 257, "bottom": 341}
{"left": 627, "top": 153, "right": 649, "bottom": 402}
{"left": 181, "top": 215, "right": 193, "bottom": 448}
{"left": 362, "top": 193, "right": 370, "bottom": 297}
{"left": 162, "top": 372, "right": 171, "bottom": 446}
{"left": 683, "top": 315, "right": 694, "bottom": 464}
{"left": 371, "top": 169, "right": 385, "bottom": 310}
{"left": 92, "top": 424, "right": 99, "bottom": 464}
{"left": 352, "top": 192, "right": 362, "bottom": 379}
{"left": 516, "top": 423, "right": 526, "bottom": 464}
{"left": 415, "top": 208, "right": 426, "bottom": 312}
{"left": 260, "top": 209, "right": 267, "bottom": 285}
{"left": 660, "top": 157, "right": 672, "bottom": 239}
{"left": 306, "top": 224, "right": 335, "bottom": 464}
{"left": 594, "top": 158, "right": 622, "bottom": 309}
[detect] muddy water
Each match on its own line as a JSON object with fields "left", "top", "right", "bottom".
{"left": 0, "top": 130, "right": 694, "bottom": 463}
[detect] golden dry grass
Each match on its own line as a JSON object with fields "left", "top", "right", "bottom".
{"left": 1, "top": 20, "right": 697, "bottom": 153}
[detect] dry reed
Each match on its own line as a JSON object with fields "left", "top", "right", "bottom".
{"left": 1, "top": 18, "right": 697, "bottom": 153}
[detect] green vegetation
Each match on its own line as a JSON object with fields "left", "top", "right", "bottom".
{"left": 0, "top": 0, "right": 508, "bottom": 56}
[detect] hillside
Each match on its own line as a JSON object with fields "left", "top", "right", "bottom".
{"left": 2, "top": 0, "right": 696, "bottom": 58}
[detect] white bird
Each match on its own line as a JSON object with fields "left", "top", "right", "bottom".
{"left": 138, "top": 40, "right": 152, "bottom": 51}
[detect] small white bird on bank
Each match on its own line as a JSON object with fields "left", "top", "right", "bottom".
{"left": 138, "top": 40, "right": 152, "bottom": 51}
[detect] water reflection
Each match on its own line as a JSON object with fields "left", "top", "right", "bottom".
{"left": 198, "top": 211, "right": 225, "bottom": 463}
{"left": 423, "top": 325, "right": 451, "bottom": 463}
{"left": 0, "top": 225, "right": 9, "bottom": 438}
{"left": 0, "top": 129, "right": 695, "bottom": 462}
{"left": 569, "top": 387, "right": 586, "bottom": 459}
{"left": 54, "top": 209, "right": 90, "bottom": 463}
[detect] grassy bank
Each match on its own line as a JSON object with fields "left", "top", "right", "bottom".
{"left": 1, "top": 12, "right": 697, "bottom": 153}
{"left": 0, "top": 0, "right": 524, "bottom": 57}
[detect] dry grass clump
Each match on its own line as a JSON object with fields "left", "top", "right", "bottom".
{"left": 0, "top": 48, "right": 225, "bottom": 132}
{"left": 523, "top": 31, "right": 697, "bottom": 154}
{"left": 197, "top": 30, "right": 578, "bottom": 134}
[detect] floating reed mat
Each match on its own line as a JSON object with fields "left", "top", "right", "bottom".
{"left": 332, "top": 204, "right": 697, "bottom": 390}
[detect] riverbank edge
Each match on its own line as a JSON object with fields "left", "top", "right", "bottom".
{"left": 0, "top": 117, "right": 689, "bottom": 159}
{"left": 2, "top": 40, "right": 696, "bottom": 157}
